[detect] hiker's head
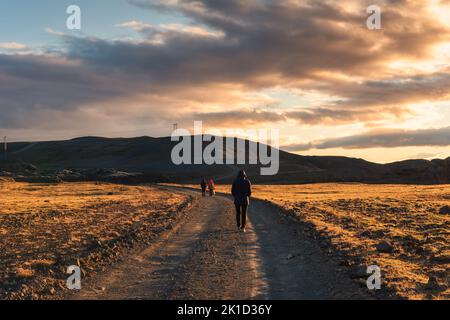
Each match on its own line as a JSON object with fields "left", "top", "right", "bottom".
{"left": 237, "top": 170, "right": 247, "bottom": 179}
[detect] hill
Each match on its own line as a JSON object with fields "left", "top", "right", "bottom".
{"left": 0, "top": 136, "right": 449, "bottom": 184}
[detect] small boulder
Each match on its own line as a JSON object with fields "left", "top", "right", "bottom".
{"left": 439, "top": 205, "right": 450, "bottom": 215}
{"left": 376, "top": 241, "right": 394, "bottom": 253}
{"left": 286, "top": 253, "right": 295, "bottom": 260}
{"left": 46, "top": 287, "right": 56, "bottom": 295}
{"left": 24, "top": 163, "right": 38, "bottom": 172}
{"left": 349, "top": 265, "right": 367, "bottom": 279}
{"left": 430, "top": 254, "right": 450, "bottom": 264}
{"left": 425, "top": 276, "right": 443, "bottom": 291}
{"left": 131, "top": 222, "right": 140, "bottom": 232}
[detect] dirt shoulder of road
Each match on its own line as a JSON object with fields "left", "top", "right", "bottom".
{"left": 70, "top": 188, "right": 371, "bottom": 300}
{"left": 0, "top": 182, "right": 192, "bottom": 300}
{"left": 71, "top": 191, "right": 265, "bottom": 300}
{"left": 241, "top": 184, "right": 450, "bottom": 300}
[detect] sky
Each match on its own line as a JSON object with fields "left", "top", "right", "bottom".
{"left": 1, "top": 0, "right": 450, "bottom": 163}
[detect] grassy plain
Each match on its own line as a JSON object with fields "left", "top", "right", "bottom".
{"left": 0, "top": 181, "right": 190, "bottom": 299}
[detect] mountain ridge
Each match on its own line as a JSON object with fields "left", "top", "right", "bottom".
{"left": 1, "top": 136, "right": 449, "bottom": 184}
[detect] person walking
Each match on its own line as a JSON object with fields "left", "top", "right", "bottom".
{"left": 208, "top": 179, "right": 215, "bottom": 196}
{"left": 201, "top": 178, "right": 207, "bottom": 197}
{"left": 231, "top": 170, "right": 252, "bottom": 232}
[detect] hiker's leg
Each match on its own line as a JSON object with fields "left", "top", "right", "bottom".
{"left": 235, "top": 204, "right": 241, "bottom": 227}
{"left": 241, "top": 204, "right": 248, "bottom": 227}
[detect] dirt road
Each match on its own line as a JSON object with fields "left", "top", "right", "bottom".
{"left": 72, "top": 188, "right": 367, "bottom": 300}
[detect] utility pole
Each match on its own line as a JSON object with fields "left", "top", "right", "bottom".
{"left": 3, "top": 136, "right": 6, "bottom": 161}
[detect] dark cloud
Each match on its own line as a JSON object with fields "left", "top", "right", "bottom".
{"left": 317, "top": 71, "right": 450, "bottom": 110}
{"left": 1, "top": 0, "right": 450, "bottom": 135}
{"left": 67, "top": 0, "right": 450, "bottom": 116}
{"left": 129, "top": 0, "right": 450, "bottom": 75}
{"left": 61, "top": 0, "right": 450, "bottom": 90}
{"left": 284, "top": 107, "right": 393, "bottom": 125}
{"left": 284, "top": 126, "right": 450, "bottom": 151}
{"left": 0, "top": 54, "right": 131, "bottom": 128}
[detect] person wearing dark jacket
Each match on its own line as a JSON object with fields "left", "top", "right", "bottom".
{"left": 231, "top": 170, "right": 252, "bottom": 232}
{"left": 200, "top": 178, "right": 207, "bottom": 197}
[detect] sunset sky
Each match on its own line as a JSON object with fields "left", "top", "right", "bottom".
{"left": 1, "top": 0, "right": 450, "bottom": 163}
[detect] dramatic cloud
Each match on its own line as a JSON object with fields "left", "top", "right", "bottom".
{"left": 0, "top": 54, "right": 135, "bottom": 128}
{"left": 315, "top": 71, "right": 450, "bottom": 108}
{"left": 284, "top": 126, "right": 450, "bottom": 151}
{"left": 1, "top": 0, "right": 450, "bottom": 157}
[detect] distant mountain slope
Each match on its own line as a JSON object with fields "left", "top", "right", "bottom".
{"left": 1, "top": 136, "right": 449, "bottom": 184}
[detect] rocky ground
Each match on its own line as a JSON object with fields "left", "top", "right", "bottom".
{"left": 244, "top": 183, "right": 450, "bottom": 300}
{"left": 0, "top": 166, "right": 171, "bottom": 184}
{"left": 69, "top": 189, "right": 369, "bottom": 300}
{"left": 1, "top": 180, "right": 448, "bottom": 300}
{"left": 0, "top": 182, "right": 191, "bottom": 300}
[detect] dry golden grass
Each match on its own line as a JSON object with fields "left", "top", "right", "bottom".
{"left": 210, "top": 183, "right": 449, "bottom": 300}
{"left": 0, "top": 181, "right": 182, "bottom": 215}
{"left": 0, "top": 181, "right": 190, "bottom": 299}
